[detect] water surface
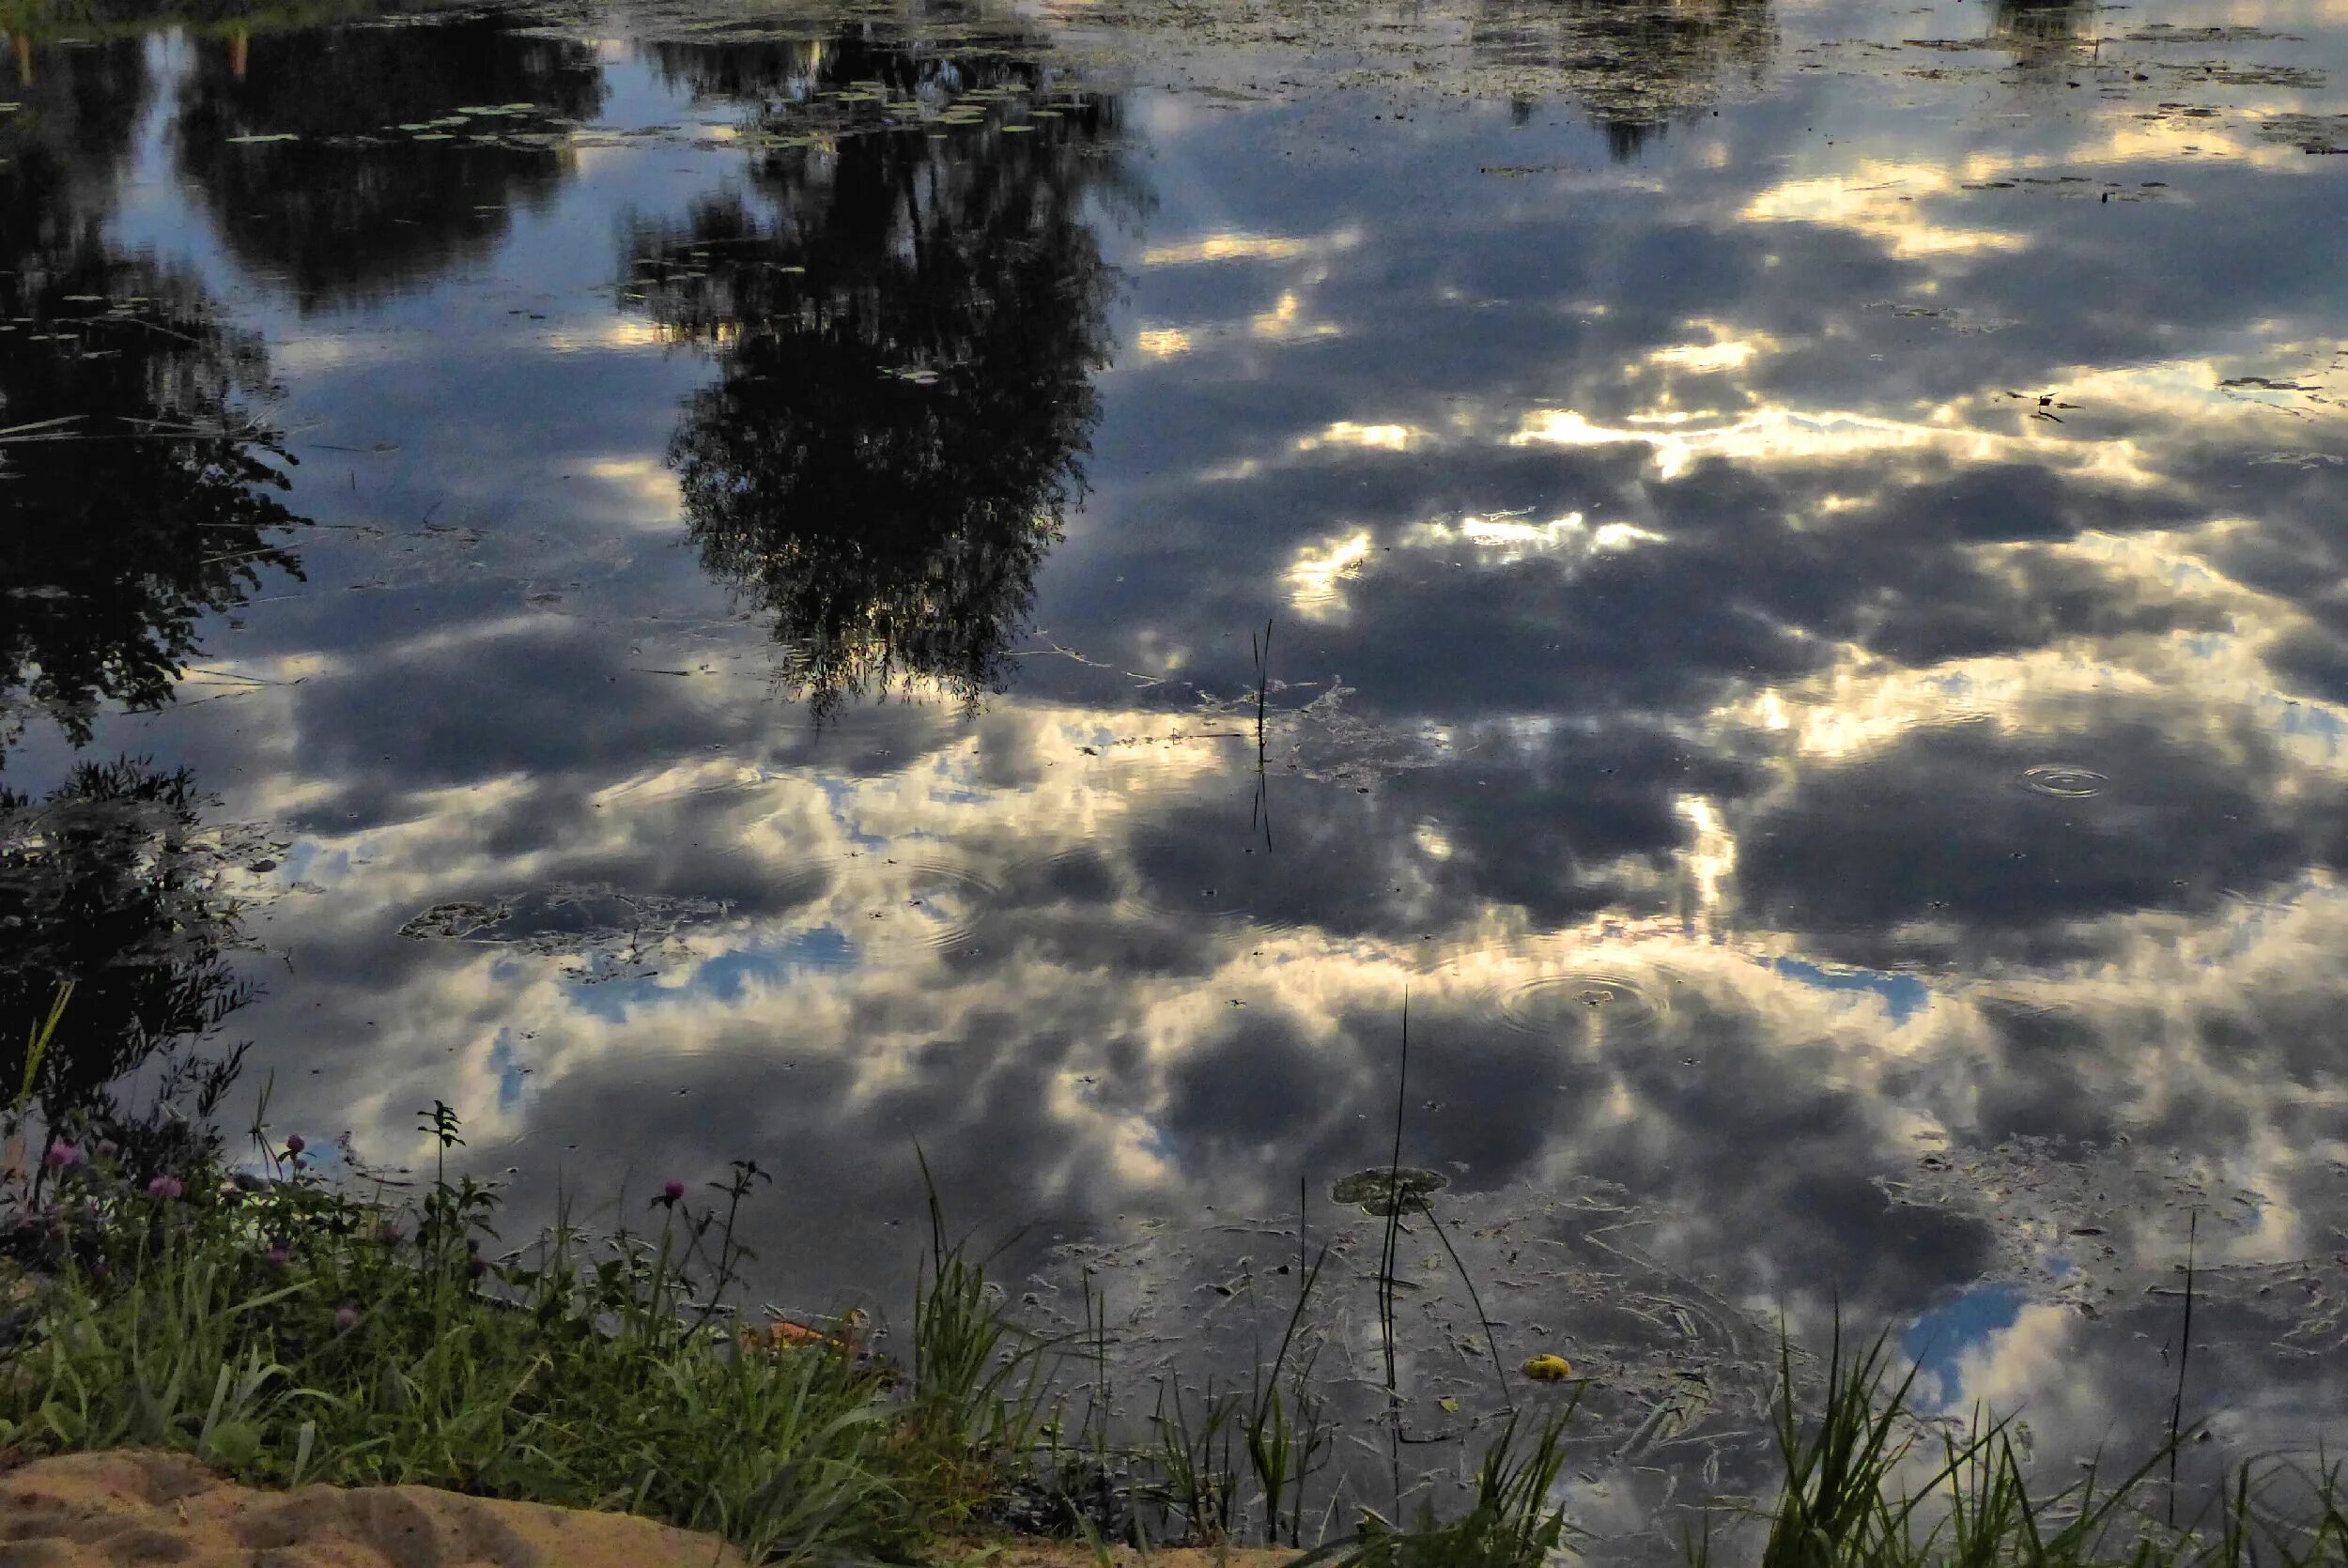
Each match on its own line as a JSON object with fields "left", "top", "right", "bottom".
{"left": 5, "top": 0, "right": 2348, "bottom": 1542}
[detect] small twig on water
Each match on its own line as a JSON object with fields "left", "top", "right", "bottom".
{"left": 2168, "top": 1207, "right": 2199, "bottom": 1528}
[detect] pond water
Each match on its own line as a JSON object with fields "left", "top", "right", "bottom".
{"left": 5, "top": 0, "right": 2348, "bottom": 1545}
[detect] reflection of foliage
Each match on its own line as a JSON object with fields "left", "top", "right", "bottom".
{"left": 0, "top": 38, "right": 304, "bottom": 747}
{"left": 0, "top": 760, "right": 255, "bottom": 1121}
{"left": 0, "top": 30, "right": 147, "bottom": 245}
{"left": 172, "top": 15, "right": 604, "bottom": 309}
{"left": 1989, "top": 0, "right": 2095, "bottom": 62}
{"left": 640, "top": 36, "right": 842, "bottom": 104}
{"left": 629, "top": 37, "right": 1131, "bottom": 715}
{"left": 0, "top": 0, "right": 376, "bottom": 41}
{"left": 1475, "top": 0, "right": 1776, "bottom": 155}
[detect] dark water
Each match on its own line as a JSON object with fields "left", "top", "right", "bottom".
{"left": 5, "top": 0, "right": 2348, "bottom": 1542}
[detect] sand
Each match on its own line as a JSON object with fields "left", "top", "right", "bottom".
{"left": 0, "top": 1451, "right": 1300, "bottom": 1568}
{"left": 0, "top": 1450, "right": 747, "bottom": 1568}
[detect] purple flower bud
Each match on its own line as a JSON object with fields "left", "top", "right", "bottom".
{"left": 663, "top": 1179, "right": 687, "bottom": 1204}
{"left": 265, "top": 1246, "right": 290, "bottom": 1268}
{"left": 147, "top": 1175, "right": 185, "bottom": 1201}
{"left": 95, "top": 1139, "right": 118, "bottom": 1161}
{"left": 334, "top": 1305, "right": 359, "bottom": 1331}
{"left": 42, "top": 1139, "right": 83, "bottom": 1171}
{"left": 378, "top": 1221, "right": 403, "bottom": 1246}
{"left": 285, "top": 1133, "right": 306, "bottom": 1157}
{"left": 467, "top": 1255, "right": 487, "bottom": 1278}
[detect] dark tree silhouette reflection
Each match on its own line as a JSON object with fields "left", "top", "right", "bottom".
{"left": 173, "top": 14, "right": 604, "bottom": 310}
{"left": 1988, "top": 0, "right": 2097, "bottom": 73}
{"left": 1477, "top": 0, "right": 1776, "bottom": 157}
{"left": 626, "top": 35, "right": 1134, "bottom": 716}
{"left": 0, "top": 760, "right": 255, "bottom": 1123}
{"left": 0, "top": 38, "right": 303, "bottom": 751}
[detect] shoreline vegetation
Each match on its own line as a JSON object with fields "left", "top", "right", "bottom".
{"left": 3, "top": 1055, "right": 2345, "bottom": 1567}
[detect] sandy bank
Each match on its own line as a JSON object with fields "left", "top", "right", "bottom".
{"left": 0, "top": 1450, "right": 747, "bottom": 1567}
{"left": 0, "top": 1451, "right": 1296, "bottom": 1567}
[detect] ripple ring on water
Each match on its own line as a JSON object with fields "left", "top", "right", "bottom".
{"left": 2017, "top": 764, "right": 2109, "bottom": 799}
{"left": 857, "top": 860, "right": 1003, "bottom": 954}
{"left": 1496, "top": 969, "right": 1671, "bottom": 1039}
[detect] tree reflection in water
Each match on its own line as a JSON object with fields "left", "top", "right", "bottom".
{"left": 173, "top": 13, "right": 605, "bottom": 309}
{"left": 628, "top": 34, "right": 1139, "bottom": 716}
{"left": 0, "top": 36, "right": 304, "bottom": 751}
{"left": 0, "top": 761, "right": 255, "bottom": 1125}
{"left": 1475, "top": 0, "right": 1777, "bottom": 156}
{"left": 1988, "top": 0, "right": 2098, "bottom": 71}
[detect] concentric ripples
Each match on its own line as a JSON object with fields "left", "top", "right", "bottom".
{"left": 1496, "top": 967, "right": 1676, "bottom": 1041}
{"left": 843, "top": 857, "right": 1003, "bottom": 954}
{"left": 2016, "top": 763, "right": 2110, "bottom": 799}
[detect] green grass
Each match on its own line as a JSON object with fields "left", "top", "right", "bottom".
{"left": 4, "top": 1093, "right": 2346, "bottom": 1567}
{"left": 1299, "top": 1409, "right": 1577, "bottom": 1568}
{"left": 0, "top": 1104, "right": 1026, "bottom": 1562}
{"left": 1754, "top": 1322, "right": 2348, "bottom": 1568}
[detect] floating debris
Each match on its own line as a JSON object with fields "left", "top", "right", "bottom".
{"left": 1331, "top": 1166, "right": 1450, "bottom": 1215}
{"left": 2254, "top": 114, "right": 2348, "bottom": 153}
